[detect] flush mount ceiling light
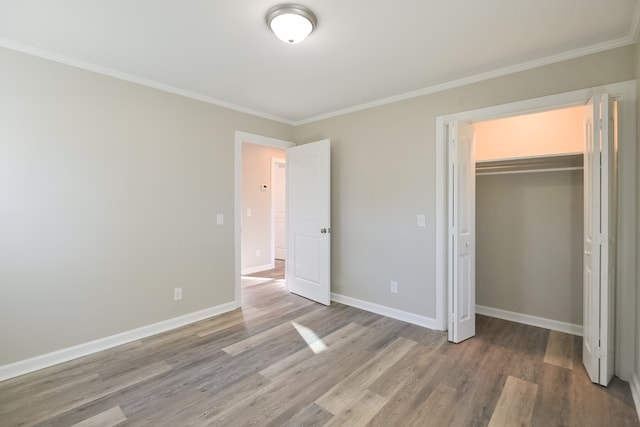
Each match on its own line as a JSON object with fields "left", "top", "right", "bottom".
{"left": 266, "top": 4, "right": 317, "bottom": 44}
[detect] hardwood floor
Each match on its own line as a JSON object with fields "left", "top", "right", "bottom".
{"left": 1, "top": 273, "right": 638, "bottom": 426}
{"left": 245, "top": 259, "right": 285, "bottom": 280}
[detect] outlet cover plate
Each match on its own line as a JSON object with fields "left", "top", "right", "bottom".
{"left": 390, "top": 281, "right": 398, "bottom": 293}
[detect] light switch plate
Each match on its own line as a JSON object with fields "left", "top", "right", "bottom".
{"left": 417, "top": 214, "right": 426, "bottom": 227}
{"left": 217, "top": 213, "right": 224, "bottom": 225}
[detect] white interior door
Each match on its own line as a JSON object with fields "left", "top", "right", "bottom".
{"left": 272, "top": 158, "right": 286, "bottom": 260}
{"left": 583, "top": 94, "right": 614, "bottom": 386}
{"left": 287, "top": 139, "right": 331, "bottom": 305}
{"left": 448, "top": 121, "right": 476, "bottom": 343}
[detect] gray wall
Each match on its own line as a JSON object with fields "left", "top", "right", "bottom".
{"left": 295, "top": 45, "right": 634, "bottom": 320}
{"left": 476, "top": 170, "right": 584, "bottom": 325}
{"left": 0, "top": 47, "right": 293, "bottom": 365}
{"left": 0, "top": 43, "right": 636, "bottom": 372}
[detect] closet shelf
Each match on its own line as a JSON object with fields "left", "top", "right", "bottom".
{"left": 476, "top": 153, "right": 583, "bottom": 175}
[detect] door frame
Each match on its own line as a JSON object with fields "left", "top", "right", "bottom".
{"left": 434, "top": 80, "right": 636, "bottom": 379}
{"left": 234, "top": 131, "right": 294, "bottom": 306}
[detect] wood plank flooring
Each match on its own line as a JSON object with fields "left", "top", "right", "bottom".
{"left": 244, "top": 259, "right": 285, "bottom": 280}
{"left": 1, "top": 271, "right": 638, "bottom": 426}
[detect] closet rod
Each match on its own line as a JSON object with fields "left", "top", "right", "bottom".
{"left": 476, "top": 153, "right": 583, "bottom": 176}
{"left": 477, "top": 166, "right": 583, "bottom": 176}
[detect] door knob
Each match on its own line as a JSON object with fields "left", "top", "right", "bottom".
{"left": 321, "top": 228, "right": 327, "bottom": 234}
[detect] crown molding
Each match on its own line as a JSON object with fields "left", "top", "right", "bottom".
{"left": 630, "top": 0, "right": 640, "bottom": 42}
{"left": 295, "top": 36, "right": 636, "bottom": 125}
{"left": 0, "top": 38, "right": 296, "bottom": 126}
{"left": 1, "top": 34, "right": 635, "bottom": 128}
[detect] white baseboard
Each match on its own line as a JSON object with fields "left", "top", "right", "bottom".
{"left": 241, "top": 263, "right": 274, "bottom": 275}
{"left": 0, "top": 301, "right": 238, "bottom": 382}
{"left": 331, "top": 293, "right": 437, "bottom": 330}
{"left": 631, "top": 373, "right": 640, "bottom": 421}
{"left": 476, "top": 305, "right": 583, "bottom": 336}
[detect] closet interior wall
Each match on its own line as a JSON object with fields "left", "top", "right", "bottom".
{"left": 474, "top": 106, "right": 585, "bottom": 331}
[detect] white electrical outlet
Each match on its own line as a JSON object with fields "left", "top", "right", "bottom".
{"left": 173, "top": 287, "right": 182, "bottom": 301}
{"left": 256, "top": 249, "right": 261, "bottom": 257}
{"left": 390, "top": 281, "right": 398, "bottom": 293}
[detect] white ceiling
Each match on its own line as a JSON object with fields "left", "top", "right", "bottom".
{"left": 0, "top": 1, "right": 638, "bottom": 124}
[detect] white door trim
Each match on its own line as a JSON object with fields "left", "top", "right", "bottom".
{"left": 234, "top": 131, "right": 294, "bottom": 306}
{"left": 434, "top": 80, "right": 636, "bottom": 380}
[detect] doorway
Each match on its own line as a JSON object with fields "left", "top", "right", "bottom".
{"left": 449, "top": 98, "right": 616, "bottom": 383}
{"left": 234, "top": 132, "right": 332, "bottom": 308}
{"left": 234, "top": 132, "right": 294, "bottom": 306}
{"left": 474, "top": 106, "right": 585, "bottom": 336}
{"left": 434, "top": 80, "right": 637, "bottom": 381}
{"left": 240, "top": 142, "right": 286, "bottom": 276}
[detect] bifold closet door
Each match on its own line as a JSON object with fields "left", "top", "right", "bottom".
{"left": 583, "top": 94, "right": 615, "bottom": 386}
{"left": 448, "top": 121, "right": 476, "bottom": 343}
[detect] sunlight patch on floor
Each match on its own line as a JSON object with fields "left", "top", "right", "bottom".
{"left": 291, "top": 321, "right": 328, "bottom": 354}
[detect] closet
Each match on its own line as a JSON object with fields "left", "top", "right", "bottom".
{"left": 474, "top": 106, "right": 585, "bottom": 331}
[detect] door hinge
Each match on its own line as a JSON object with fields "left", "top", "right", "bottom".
{"left": 449, "top": 226, "right": 456, "bottom": 236}
{"left": 595, "top": 347, "right": 602, "bottom": 359}
{"left": 600, "top": 117, "right": 608, "bottom": 131}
